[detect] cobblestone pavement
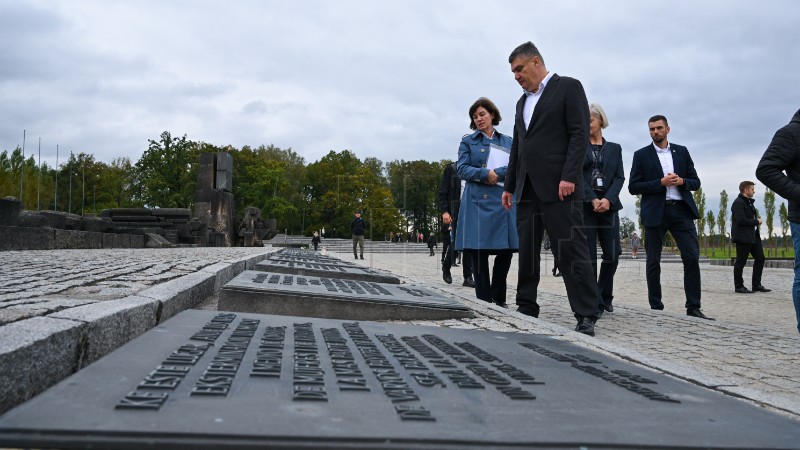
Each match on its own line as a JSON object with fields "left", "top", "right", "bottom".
{"left": 325, "top": 248, "right": 800, "bottom": 420}
{"left": 0, "top": 248, "right": 273, "bottom": 326}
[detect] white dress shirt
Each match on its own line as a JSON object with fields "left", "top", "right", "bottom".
{"left": 522, "top": 71, "right": 555, "bottom": 130}
{"left": 654, "top": 143, "right": 683, "bottom": 201}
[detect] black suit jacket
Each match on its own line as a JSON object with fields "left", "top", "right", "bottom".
{"left": 437, "top": 162, "right": 462, "bottom": 219}
{"left": 505, "top": 74, "right": 590, "bottom": 202}
{"left": 731, "top": 194, "right": 760, "bottom": 244}
{"left": 582, "top": 140, "right": 625, "bottom": 211}
{"left": 628, "top": 143, "right": 701, "bottom": 227}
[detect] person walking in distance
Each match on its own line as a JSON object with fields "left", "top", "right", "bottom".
{"left": 628, "top": 115, "right": 713, "bottom": 320}
{"left": 351, "top": 211, "right": 365, "bottom": 260}
{"left": 582, "top": 102, "right": 625, "bottom": 315}
{"left": 630, "top": 232, "right": 641, "bottom": 259}
{"left": 756, "top": 107, "right": 800, "bottom": 334}
{"left": 731, "top": 181, "right": 770, "bottom": 294}
{"left": 501, "top": 41, "right": 600, "bottom": 336}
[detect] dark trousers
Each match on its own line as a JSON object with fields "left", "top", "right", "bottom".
{"left": 515, "top": 184, "right": 599, "bottom": 319}
{"left": 734, "top": 240, "right": 765, "bottom": 289}
{"left": 644, "top": 201, "right": 701, "bottom": 310}
{"left": 467, "top": 249, "right": 513, "bottom": 304}
{"left": 442, "top": 222, "right": 472, "bottom": 279}
{"left": 583, "top": 205, "right": 621, "bottom": 309}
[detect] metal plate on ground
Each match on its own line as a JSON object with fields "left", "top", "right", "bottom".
{"left": 1, "top": 309, "right": 797, "bottom": 450}
{"left": 268, "top": 249, "right": 359, "bottom": 266}
{"left": 256, "top": 259, "right": 400, "bottom": 284}
{"left": 219, "top": 270, "right": 471, "bottom": 321}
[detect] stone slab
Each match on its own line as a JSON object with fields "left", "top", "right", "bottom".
{"left": 1, "top": 310, "right": 798, "bottom": 449}
{"left": 219, "top": 270, "right": 473, "bottom": 321}
{"left": 256, "top": 259, "right": 400, "bottom": 284}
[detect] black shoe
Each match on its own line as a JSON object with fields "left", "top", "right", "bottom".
{"left": 360, "top": 256, "right": 364, "bottom": 260}
{"left": 355, "top": 255, "right": 358, "bottom": 259}
{"left": 753, "top": 285, "right": 772, "bottom": 293}
{"left": 575, "top": 317, "right": 595, "bottom": 336}
{"left": 452, "top": 263, "right": 459, "bottom": 267}
{"left": 687, "top": 309, "right": 715, "bottom": 320}
{"left": 605, "top": 304, "right": 614, "bottom": 313}
{"left": 735, "top": 286, "right": 753, "bottom": 294}
{"left": 516, "top": 305, "right": 540, "bottom": 318}
{"left": 495, "top": 302, "right": 508, "bottom": 309}
{"left": 443, "top": 273, "right": 452, "bottom": 284}
{"left": 462, "top": 277, "right": 475, "bottom": 287}
{"left": 552, "top": 267, "right": 557, "bottom": 276}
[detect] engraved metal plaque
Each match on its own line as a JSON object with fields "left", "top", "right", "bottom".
{"left": 268, "top": 249, "right": 359, "bottom": 267}
{"left": 219, "top": 271, "right": 472, "bottom": 321}
{"left": 256, "top": 259, "right": 400, "bottom": 284}
{"left": 1, "top": 310, "right": 797, "bottom": 449}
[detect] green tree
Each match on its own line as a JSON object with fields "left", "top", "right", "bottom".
{"left": 718, "top": 190, "right": 728, "bottom": 249}
{"left": 779, "top": 202, "right": 789, "bottom": 247}
{"left": 386, "top": 159, "right": 444, "bottom": 237}
{"left": 619, "top": 216, "right": 636, "bottom": 239}
{"left": 764, "top": 188, "right": 776, "bottom": 247}
{"left": 693, "top": 188, "right": 706, "bottom": 247}
{"left": 706, "top": 211, "right": 716, "bottom": 247}
{"left": 133, "top": 131, "right": 199, "bottom": 208}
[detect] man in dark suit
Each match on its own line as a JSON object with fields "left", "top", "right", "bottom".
{"left": 438, "top": 161, "right": 474, "bottom": 286}
{"left": 583, "top": 103, "right": 625, "bottom": 314}
{"left": 628, "top": 115, "right": 713, "bottom": 320}
{"left": 731, "top": 181, "right": 770, "bottom": 294}
{"left": 501, "top": 41, "right": 600, "bottom": 336}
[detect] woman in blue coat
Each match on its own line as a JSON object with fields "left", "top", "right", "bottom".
{"left": 455, "top": 97, "right": 519, "bottom": 307}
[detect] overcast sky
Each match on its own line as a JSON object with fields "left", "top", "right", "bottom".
{"left": 2, "top": 0, "right": 799, "bottom": 224}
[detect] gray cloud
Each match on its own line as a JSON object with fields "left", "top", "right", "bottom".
{"left": 1, "top": 0, "right": 798, "bottom": 221}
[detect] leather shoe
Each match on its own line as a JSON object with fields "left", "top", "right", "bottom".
{"left": 575, "top": 317, "right": 595, "bottom": 336}
{"left": 443, "top": 273, "right": 452, "bottom": 284}
{"left": 495, "top": 302, "right": 508, "bottom": 309}
{"left": 516, "top": 305, "right": 539, "bottom": 318}
{"left": 735, "top": 286, "right": 753, "bottom": 294}
{"left": 752, "top": 285, "right": 771, "bottom": 293}
{"left": 462, "top": 277, "right": 475, "bottom": 287}
{"left": 687, "top": 309, "right": 715, "bottom": 320}
{"left": 605, "top": 304, "right": 614, "bottom": 313}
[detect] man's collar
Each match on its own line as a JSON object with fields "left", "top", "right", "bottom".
{"left": 652, "top": 142, "right": 671, "bottom": 152}
{"left": 524, "top": 71, "right": 553, "bottom": 95}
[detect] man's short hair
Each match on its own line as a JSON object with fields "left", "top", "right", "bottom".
{"left": 648, "top": 115, "right": 669, "bottom": 126}
{"left": 739, "top": 181, "right": 755, "bottom": 193}
{"left": 468, "top": 97, "right": 502, "bottom": 130}
{"left": 508, "top": 41, "right": 544, "bottom": 65}
{"left": 589, "top": 103, "right": 610, "bottom": 129}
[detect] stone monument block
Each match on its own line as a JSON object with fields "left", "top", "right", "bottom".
{"left": 215, "top": 153, "right": 233, "bottom": 192}
{"left": 0, "top": 197, "right": 21, "bottom": 226}
{"left": 1, "top": 310, "right": 798, "bottom": 449}
{"left": 219, "top": 270, "right": 471, "bottom": 321}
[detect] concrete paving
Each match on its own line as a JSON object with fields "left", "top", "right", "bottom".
{"left": 2, "top": 244, "right": 798, "bottom": 426}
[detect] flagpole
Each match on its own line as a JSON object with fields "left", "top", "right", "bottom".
{"left": 20, "top": 130, "right": 25, "bottom": 204}
{"left": 55, "top": 145, "right": 59, "bottom": 210}
{"left": 37, "top": 137, "right": 41, "bottom": 211}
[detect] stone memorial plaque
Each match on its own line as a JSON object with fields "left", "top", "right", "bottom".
{"left": 219, "top": 270, "right": 471, "bottom": 320}
{"left": 256, "top": 259, "right": 401, "bottom": 284}
{"left": 1, "top": 310, "right": 797, "bottom": 449}
{"left": 269, "top": 250, "right": 359, "bottom": 266}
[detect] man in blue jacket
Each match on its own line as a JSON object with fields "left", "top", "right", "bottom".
{"left": 628, "top": 115, "right": 713, "bottom": 320}
{"left": 756, "top": 108, "right": 800, "bottom": 334}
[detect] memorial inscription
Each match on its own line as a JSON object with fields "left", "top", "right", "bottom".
{"left": 2, "top": 310, "right": 799, "bottom": 450}
{"left": 219, "top": 270, "right": 473, "bottom": 320}
{"left": 256, "top": 258, "right": 400, "bottom": 284}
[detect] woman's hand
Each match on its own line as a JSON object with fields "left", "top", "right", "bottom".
{"left": 487, "top": 169, "right": 498, "bottom": 185}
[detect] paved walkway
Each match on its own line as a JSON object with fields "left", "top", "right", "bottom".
{"left": 2, "top": 245, "right": 798, "bottom": 423}
{"left": 324, "top": 248, "right": 800, "bottom": 420}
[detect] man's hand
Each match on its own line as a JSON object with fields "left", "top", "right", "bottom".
{"left": 558, "top": 180, "right": 575, "bottom": 201}
{"left": 487, "top": 169, "right": 498, "bottom": 185}
{"left": 661, "top": 173, "right": 683, "bottom": 187}
{"left": 442, "top": 212, "right": 452, "bottom": 225}
{"left": 502, "top": 191, "right": 513, "bottom": 210}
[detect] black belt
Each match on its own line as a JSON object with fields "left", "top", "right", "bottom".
{"left": 665, "top": 200, "right": 681, "bottom": 206}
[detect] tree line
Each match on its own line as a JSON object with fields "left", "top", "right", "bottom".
{"left": 1, "top": 131, "right": 449, "bottom": 239}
